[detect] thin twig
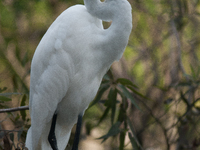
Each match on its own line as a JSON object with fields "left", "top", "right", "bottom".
{"left": 170, "top": 19, "right": 189, "bottom": 81}
{"left": 0, "top": 106, "right": 29, "bottom": 113}
{"left": 139, "top": 99, "right": 170, "bottom": 150}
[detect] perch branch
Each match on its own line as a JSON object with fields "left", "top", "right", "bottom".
{"left": 0, "top": 106, "right": 29, "bottom": 113}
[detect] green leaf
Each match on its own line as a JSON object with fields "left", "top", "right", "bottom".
{"left": 127, "top": 85, "right": 149, "bottom": 100}
{"left": 119, "top": 130, "right": 126, "bottom": 150}
{"left": 116, "top": 78, "right": 138, "bottom": 88}
{"left": 20, "top": 94, "right": 27, "bottom": 121}
{"left": 128, "top": 132, "right": 139, "bottom": 150}
{"left": 127, "top": 117, "right": 137, "bottom": 139}
{"left": 89, "top": 84, "right": 110, "bottom": 108}
{"left": 190, "top": 65, "right": 196, "bottom": 79}
{"left": 98, "top": 121, "right": 121, "bottom": 142}
{"left": 15, "top": 113, "right": 20, "bottom": 122}
{"left": 118, "top": 84, "right": 140, "bottom": 110}
{"left": 102, "top": 74, "right": 111, "bottom": 82}
{"left": 9, "top": 133, "right": 14, "bottom": 142}
{"left": 127, "top": 117, "right": 142, "bottom": 149}
{"left": 0, "top": 87, "right": 7, "bottom": 93}
{"left": 98, "top": 107, "right": 110, "bottom": 125}
{"left": 0, "top": 96, "right": 11, "bottom": 102}
{"left": 108, "top": 88, "right": 117, "bottom": 124}
{"left": 117, "top": 104, "right": 125, "bottom": 122}
{"left": 106, "top": 69, "right": 114, "bottom": 80}
{"left": 17, "top": 127, "right": 24, "bottom": 141}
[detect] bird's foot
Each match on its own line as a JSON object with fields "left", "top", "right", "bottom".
{"left": 48, "top": 113, "right": 59, "bottom": 150}
{"left": 72, "top": 114, "right": 83, "bottom": 150}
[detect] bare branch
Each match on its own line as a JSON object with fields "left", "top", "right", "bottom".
{"left": 170, "top": 19, "right": 188, "bottom": 80}
{"left": 0, "top": 106, "right": 29, "bottom": 113}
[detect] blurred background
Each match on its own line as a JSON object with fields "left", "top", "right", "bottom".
{"left": 0, "top": 0, "right": 200, "bottom": 149}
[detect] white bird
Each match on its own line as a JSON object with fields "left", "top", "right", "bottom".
{"left": 25, "top": 0, "right": 132, "bottom": 149}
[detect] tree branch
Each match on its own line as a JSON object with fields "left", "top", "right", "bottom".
{"left": 0, "top": 106, "right": 29, "bottom": 113}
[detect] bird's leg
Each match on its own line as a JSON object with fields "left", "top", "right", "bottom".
{"left": 72, "top": 114, "right": 83, "bottom": 150}
{"left": 48, "top": 112, "right": 58, "bottom": 150}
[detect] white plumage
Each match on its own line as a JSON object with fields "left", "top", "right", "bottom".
{"left": 25, "top": 0, "right": 132, "bottom": 149}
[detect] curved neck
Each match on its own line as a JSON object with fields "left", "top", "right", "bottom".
{"left": 84, "top": 0, "right": 132, "bottom": 22}
{"left": 84, "top": 0, "right": 132, "bottom": 62}
{"left": 84, "top": 0, "right": 109, "bottom": 21}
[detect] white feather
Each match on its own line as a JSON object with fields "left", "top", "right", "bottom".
{"left": 25, "top": 1, "right": 132, "bottom": 149}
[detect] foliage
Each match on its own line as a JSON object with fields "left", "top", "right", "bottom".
{"left": 88, "top": 70, "right": 143, "bottom": 149}
{"left": 0, "top": 88, "right": 29, "bottom": 150}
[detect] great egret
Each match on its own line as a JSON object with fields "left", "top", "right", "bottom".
{"left": 25, "top": 0, "right": 132, "bottom": 149}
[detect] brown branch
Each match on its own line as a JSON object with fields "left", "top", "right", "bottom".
{"left": 170, "top": 19, "right": 190, "bottom": 83}
{"left": 0, "top": 106, "right": 29, "bottom": 113}
{"left": 139, "top": 100, "right": 170, "bottom": 150}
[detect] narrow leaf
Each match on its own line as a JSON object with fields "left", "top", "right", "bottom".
{"left": 127, "top": 85, "right": 149, "bottom": 100}
{"left": 103, "top": 74, "right": 111, "bottom": 81}
{"left": 117, "top": 78, "right": 138, "bottom": 88}
{"left": 128, "top": 132, "right": 139, "bottom": 150}
{"left": 9, "top": 133, "right": 14, "bottom": 142}
{"left": 17, "top": 127, "right": 24, "bottom": 141}
{"left": 98, "top": 107, "right": 110, "bottom": 125}
{"left": 108, "top": 88, "right": 117, "bottom": 124}
{"left": 0, "top": 87, "right": 7, "bottom": 93}
{"left": 20, "top": 95, "right": 27, "bottom": 121}
{"left": 118, "top": 104, "right": 125, "bottom": 122}
{"left": 119, "top": 130, "right": 126, "bottom": 150}
{"left": 0, "top": 96, "right": 11, "bottom": 102}
{"left": 127, "top": 117, "right": 142, "bottom": 149}
{"left": 106, "top": 69, "right": 114, "bottom": 80}
{"left": 118, "top": 84, "right": 140, "bottom": 110}
{"left": 89, "top": 84, "right": 110, "bottom": 108}
{"left": 127, "top": 117, "right": 137, "bottom": 139}
{"left": 190, "top": 65, "right": 196, "bottom": 79}
{"left": 98, "top": 121, "right": 121, "bottom": 142}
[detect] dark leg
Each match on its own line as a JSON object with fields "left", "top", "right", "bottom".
{"left": 72, "top": 114, "right": 83, "bottom": 150}
{"left": 48, "top": 113, "right": 58, "bottom": 150}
